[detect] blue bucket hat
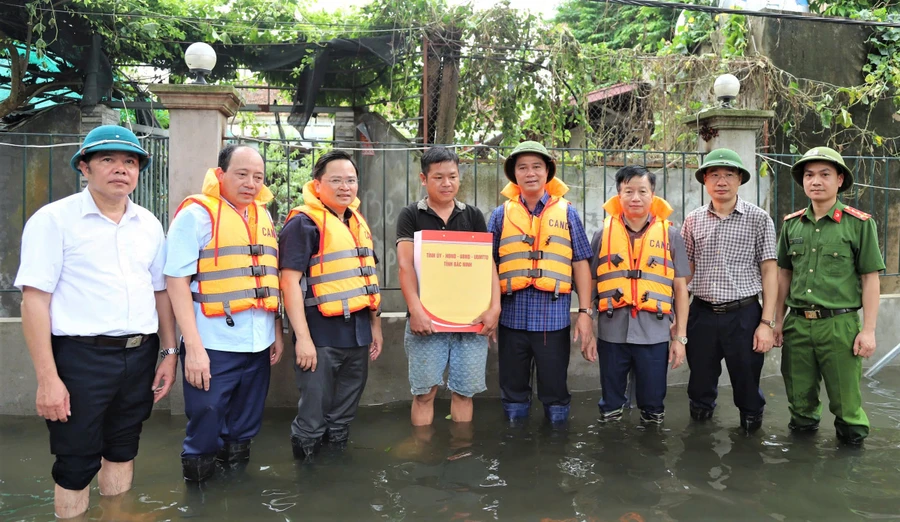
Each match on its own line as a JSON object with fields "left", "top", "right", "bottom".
{"left": 70, "top": 125, "right": 151, "bottom": 173}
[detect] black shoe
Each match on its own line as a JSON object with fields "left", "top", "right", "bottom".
{"left": 325, "top": 427, "right": 349, "bottom": 449}
{"left": 740, "top": 413, "right": 763, "bottom": 434}
{"left": 182, "top": 455, "right": 216, "bottom": 482}
{"left": 291, "top": 435, "right": 320, "bottom": 462}
{"left": 836, "top": 432, "right": 865, "bottom": 446}
{"left": 640, "top": 410, "right": 665, "bottom": 425}
{"left": 216, "top": 440, "right": 251, "bottom": 464}
{"left": 788, "top": 420, "right": 819, "bottom": 433}
{"left": 690, "top": 405, "right": 714, "bottom": 421}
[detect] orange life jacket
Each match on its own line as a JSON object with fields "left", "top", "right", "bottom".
{"left": 596, "top": 195, "right": 675, "bottom": 319}
{"left": 497, "top": 178, "right": 573, "bottom": 298}
{"left": 284, "top": 180, "right": 380, "bottom": 319}
{"left": 175, "top": 168, "right": 279, "bottom": 325}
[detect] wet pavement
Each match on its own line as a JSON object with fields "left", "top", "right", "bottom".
{"left": 3, "top": 369, "right": 900, "bottom": 521}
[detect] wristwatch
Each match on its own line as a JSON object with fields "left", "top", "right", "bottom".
{"left": 578, "top": 308, "right": 595, "bottom": 317}
{"left": 672, "top": 335, "right": 688, "bottom": 345}
{"left": 159, "top": 347, "right": 180, "bottom": 359}
{"left": 760, "top": 318, "right": 776, "bottom": 329}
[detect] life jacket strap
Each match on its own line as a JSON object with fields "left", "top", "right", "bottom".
{"left": 198, "top": 244, "right": 277, "bottom": 259}
{"left": 193, "top": 265, "right": 278, "bottom": 282}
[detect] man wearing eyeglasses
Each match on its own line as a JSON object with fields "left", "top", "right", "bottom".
{"left": 681, "top": 149, "right": 777, "bottom": 433}
{"left": 280, "top": 150, "right": 383, "bottom": 461}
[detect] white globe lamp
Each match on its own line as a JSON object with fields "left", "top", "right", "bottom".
{"left": 713, "top": 73, "right": 740, "bottom": 108}
{"left": 184, "top": 42, "right": 217, "bottom": 84}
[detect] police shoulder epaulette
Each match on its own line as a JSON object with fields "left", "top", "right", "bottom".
{"left": 783, "top": 209, "right": 805, "bottom": 221}
{"left": 842, "top": 206, "right": 871, "bottom": 221}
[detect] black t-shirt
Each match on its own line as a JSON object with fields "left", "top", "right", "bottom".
{"left": 395, "top": 198, "right": 488, "bottom": 317}
{"left": 279, "top": 210, "right": 376, "bottom": 349}
{"left": 395, "top": 198, "right": 488, "bottom": 242}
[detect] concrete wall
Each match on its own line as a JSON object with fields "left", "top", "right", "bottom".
{"left": 4, "top": 296, "right": 900, "bottom": 416}
{"left": 0, "top": 104, "right": 83, "bottom": 317}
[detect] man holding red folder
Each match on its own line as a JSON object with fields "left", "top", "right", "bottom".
{"left": 397, "top": 147, "right": 501, "bottom": 426}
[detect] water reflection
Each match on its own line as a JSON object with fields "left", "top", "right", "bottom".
{"left": 4, "top": 372, "right": 900, "bottom": 521}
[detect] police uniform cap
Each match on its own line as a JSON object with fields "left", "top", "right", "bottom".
{"left": 790, "top": 146, "right": 853, "bottom": 193}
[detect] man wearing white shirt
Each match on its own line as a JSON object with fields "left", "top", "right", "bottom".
{"left": 15, "top": 125, "right": 177, "bottom": 519}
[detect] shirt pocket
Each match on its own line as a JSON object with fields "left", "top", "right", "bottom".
{"left": 820, "top": 242, "right": 853, "bottom": 276}
{"left": 786, "top": 244, "right": 807, "bottom": 270}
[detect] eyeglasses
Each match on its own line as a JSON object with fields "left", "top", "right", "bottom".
{"left": 322, "top": 177, "right": 358, "bottom": 187}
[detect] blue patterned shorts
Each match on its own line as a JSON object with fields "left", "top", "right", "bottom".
{"left": 404, "top": 321, "right": 488, "bottom": 397}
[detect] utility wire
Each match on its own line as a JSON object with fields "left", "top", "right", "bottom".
{"left": 599, "top": 0, "right": 900, "bottom": 28}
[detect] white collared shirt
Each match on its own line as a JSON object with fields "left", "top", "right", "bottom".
{"left": 14, "top": 188, "right": 167, "bottom": 336}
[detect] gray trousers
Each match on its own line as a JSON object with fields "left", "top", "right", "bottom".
{"left": 292, "top": 345, "right": 369, "bottom": 443}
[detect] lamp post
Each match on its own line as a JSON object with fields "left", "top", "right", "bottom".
{"left": 713, "top": 73, "right": 740, "bottom": 108}
{"left": 184, "top": 42, "right": 217, "bottom": 84}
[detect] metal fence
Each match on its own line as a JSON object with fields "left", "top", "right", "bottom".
{"left": 3, "top": 136, "right": 898, "bottom": 297}
{"left": 238, "top": 140, "right": 899, "bottom": 292}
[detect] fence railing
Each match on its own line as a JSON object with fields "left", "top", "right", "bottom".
{"left": 3, "top": 136, "right": 897, "bottom": 298}
{"left": 235, "top": 140, "right": 900, "bottom": 290}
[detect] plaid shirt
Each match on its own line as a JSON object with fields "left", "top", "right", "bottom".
{"left": 682, "top": 197, "right": 776, "bottom": 304}
{"left": 488, "top": 192, "right": 592, "bottom": 332}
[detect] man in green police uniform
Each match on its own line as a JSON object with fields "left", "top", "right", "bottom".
{"left": 774, "top": 146, "right": 884, "bottom": 445}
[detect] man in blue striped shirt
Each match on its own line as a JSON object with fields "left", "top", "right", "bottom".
{"left": 487, "top": 141, "right": 595, "bottom": 425}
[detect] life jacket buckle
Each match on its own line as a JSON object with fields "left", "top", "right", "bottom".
{"left": 610, "top": 253, "right": 624, "bottom": 267}
{"left": 625, "top": 269, "right": 642, "bottom": 279}
{"left": 250, "top": 265, "right": 264, "bottom": 277}
{"left": 364, "top": 284, "right": 380, "bottom": 295}
{"left": 528, "top": 251, "right": 544, "bottom": 260}
{"left": 526, "top": 268, "right": 543, "bottom": 278}
{"left": 641, "top": 291, "right": 650, "bottom": 303}
{"left": 253, "top": 287, "right": 271, "bottom": 299}
{"left": 521, "top": 235, "right": 535, "bottom": 246}
{"left": 646, "top": 257, "right": 657, "bottom": 268}
{"left": 359, "top": 266, "right": 376, "bottom": 276}
{"left": 248, "top": 244, "right": 263, "bottom": 256}
{"left": 355, "top": 247, "right": 371, "bottom": 257}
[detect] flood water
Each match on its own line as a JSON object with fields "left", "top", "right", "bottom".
{"left": 4, "top": 369, "right": 900, "bottom": 522}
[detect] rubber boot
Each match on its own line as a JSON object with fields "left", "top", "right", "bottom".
{"left": 740, "top": 412, "right": 763, "bottom": 434}
{"left": 503, "top": 401, "right": 530, "bottom": 424}
{"left": 690, "top": 404, "right": 714, "bottom": 421}
{"left": 291, "top": 435, "right": 320, "bottom": 462}
{"left": 544, "top": 404, "right": 570, "bottom": 425}
{"left": 217, "top": 440, "right": 252, "bottom": 464}
{"left": 182, "top": 455, "right": 216, "bottom": 482}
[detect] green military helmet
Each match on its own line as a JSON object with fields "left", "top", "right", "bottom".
{"left": 694, "top": 148, "right": 750, "bottom": 185}
{"left": 70, "top": 125, "right": 151, "bottom": 173}
{"left": 504, "top": 140, "right": 557, "bottom": 184}
{"left": 791, "top": 146, "right": 853, "bottom": 193}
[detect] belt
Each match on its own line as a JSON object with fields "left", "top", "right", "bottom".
{"left": 62, "top": 334, "right": 153, "bottom": 348}
{"left": 791, "top": 308, "right": 858, "bottom": 320}
{"left": 694, "top": 295, "right": 758, "bottom": 314}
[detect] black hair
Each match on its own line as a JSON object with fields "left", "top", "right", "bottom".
{"left": 312, "top": 150, "right": 359, "bottom": 180}
{"left": 218, "top": 144, "right": 257, "bottom": 171}
{"left": 615, "top": 165, "right": 656, "bottom": 192}
{"left": 420, "top": 146, "right": 460, "bottom": 176}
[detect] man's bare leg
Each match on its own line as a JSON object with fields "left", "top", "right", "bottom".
{"left": 98, "top": 459, "right": 133, "bottom": 496}
{"left": 55, "top": 485, "right": 89, "bottom": 520}
{"left": 450, "top": 392, "right": 473, "bottom": 423}
{"left": 411, "top": 386, "right": 438, "bottom": 426}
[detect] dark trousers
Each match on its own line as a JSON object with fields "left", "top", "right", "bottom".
{"left": 49, "top": 334, "right": 158, "bottom": 490}
{"left": 498, "top": 325, "right": 571, "bottom": 407}
{"left": 181, "top": 346, "right": 271, "bottom": 457}
{"left": 598, "top": 340, "right": 669, "bottom": 415}
{"left": 686, "top": 300, "right": 765, "bottom": 416}
{"left": 292, "top": 345, "right": 369, "bottom": 443}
